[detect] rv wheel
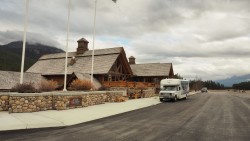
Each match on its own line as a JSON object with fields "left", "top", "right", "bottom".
{"left": 184, "top": 94, "right": 187, "bottom": 100}
{"left": 173, "top": 96, "right": 177, "bottom": 102}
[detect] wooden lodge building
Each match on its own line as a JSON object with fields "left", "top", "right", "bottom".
{"left": 27, "top": 38, "right": 174, "bottom": 88}
{"left": 26, "top": 38, "right": 133, "bottom": 89}
{"left": 129, "top": 56, "right": 174, "bottom": 84}
{"left": 0, "top": 38, "right": 174, "bottom": 91}
{"left": 0, "top": 71, "right": 45, "bottom": 91}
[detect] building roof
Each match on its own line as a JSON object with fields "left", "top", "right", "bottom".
{"left": 77, "top": 38, "right": 89, "bottom": 43}
{"left": 130, "top": 63, "right": 173, "bottom": 77}
{"left": 39, "top": 47, "right": 122, "bottom": 60}
{"left": 0, "top": 71, "right": 45, "bottom": 90}
{"left": 27, "top": 47, "right": 125, "bottom": 75}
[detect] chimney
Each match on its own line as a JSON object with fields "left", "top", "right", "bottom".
{"left": 129, "top": 56, "right": 136, "bottom": 64}
{"left": 77, "top": 38, "right": 89, "bottom": 54}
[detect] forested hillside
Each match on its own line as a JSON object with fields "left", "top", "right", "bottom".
{"left": 0, "top": 41, "right": 64, "bottom": 71}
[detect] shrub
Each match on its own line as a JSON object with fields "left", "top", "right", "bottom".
{"left": 39, "top": 80, "right": 58, "bottom": 92}
{"left": 11, "top": 83, "right": 37, "bottom": 93}
{"left": 70, "top": 79, "right": 94, "bottom": 91}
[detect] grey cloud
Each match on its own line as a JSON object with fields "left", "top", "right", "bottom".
{"left": 69, "top": 0, "right": 93, "bottom": 10}
{"left": 199, "top": 14, "right": 250, "bottom": 42}
{"left": 173, "top": 57, "right": 250, "bottom": 80}
{"left": 0, "top": 30, "right": 60, "bottom": 47}
{"left": 0, "top": 0, "right": 23, "bottom": 26}
{"left": 2, "top": 0, "right": 250, "bottom": 80}
{"left": 130, "top": 34, "right": 250, "bottom": 60}
{"left": 2, "top": 0, "right": 250, "bottom": 40}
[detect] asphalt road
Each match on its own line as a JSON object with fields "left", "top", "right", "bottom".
{"left": 1, "top": 92, "right": 250, "bottom": 141}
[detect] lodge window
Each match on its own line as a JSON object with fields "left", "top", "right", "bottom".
{"left": 104, "top": 75, "right": 108, "bottom": 81}
{"left": 112, "top": 76, "right": 116, "bottom": 81}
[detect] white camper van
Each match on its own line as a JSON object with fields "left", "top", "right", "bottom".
{"left": 159, "top": 79, "right": 189, "bottom": 102}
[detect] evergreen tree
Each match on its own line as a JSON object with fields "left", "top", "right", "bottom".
{"left": 190, "top": 80, "right": 225, "bottom": 90}
{"left": 232, "top": 81, "right": 250, "bottom": 90}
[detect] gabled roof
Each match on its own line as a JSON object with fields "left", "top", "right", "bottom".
{"left": 39, "top": 47, "right": 122, "bottom": 60}
{"left": 77, "top": 38, "right": 89, "bottom": 43}
{"left": 130, "top": 63, "right": 173, "bottom": 77}
{"left": 0, "top": 71, "right": 45, "bottom": 90}
{"left": 27, "top": 47, "right": 132, "bottom": 75}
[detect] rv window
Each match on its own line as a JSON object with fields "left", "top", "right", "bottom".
{"left": 162, "top": 86, "right": 177, "bottom": 91}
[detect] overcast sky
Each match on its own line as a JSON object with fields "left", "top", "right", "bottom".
{"left": 1, "top": 0, "right": 250, "bottom": 80}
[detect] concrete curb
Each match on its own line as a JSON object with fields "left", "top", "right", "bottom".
{"left": 189, "top": 91, "right": 200, "bottom": 96}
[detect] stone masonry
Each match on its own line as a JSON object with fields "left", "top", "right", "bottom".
{"left": 143, "top": 88, "right": 156, "bottom": 98}
{"left": 0, "top": 95, "right": 9, "bottom": 111}
{"left": 53, "top": 93, "right": 108, "bottom": 110}
{"left": 8, "top": 94, "right": 53, "bottom": 113}
{"left": 108, "top": 87, "right": 155, "bottom": 98}
{"left": 0, "top": 91, "right": 125, "bottom": 113}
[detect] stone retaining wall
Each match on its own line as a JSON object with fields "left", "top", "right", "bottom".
{"left": 53, "top": 92, "right": 108, "bottom": 110}
{"left": 0, "top": 95, "right": 9, "bottom": 111}
{"left": 8, "top": 94, "right": 53, "bottom": 113}
{"left": 143, "top": 88, "right": 156, "bottom": 98}
{"left": 108, "top": 87, "right": 155, "bottom": 98}
{"left": 0, "top": 91, "right": 125, "bottom": 113}
{"left": 109, "top": 87, "right": 127, "bottom": 92}
{"left": 106, "top": 91, "right": 125, "bottom": 102}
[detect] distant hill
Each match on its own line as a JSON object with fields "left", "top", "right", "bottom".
{"left": 216, "top": 74, "right": 250, "bottom": 87}
{"left": 0, "top": 41, "right": 64, "bottom": 71}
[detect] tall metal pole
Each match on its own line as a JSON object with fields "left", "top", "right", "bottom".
{"left": 91, "top": 0, "right": 97, "bottom": 84}
{"left": 20, "top": 0, "right": 29, "bottom": 84}
{"left": 63, "top": 0, "right": 71, "bottom": 91}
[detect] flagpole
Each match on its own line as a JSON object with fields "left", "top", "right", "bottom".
{"left": 20, "top": 0, "right": 29, "bottom": 84}
{"left": 63, "top": 0, "right": 71, "bottom": 91}
{"left": 91, "top": 0, "right": 97, "bottom": 84}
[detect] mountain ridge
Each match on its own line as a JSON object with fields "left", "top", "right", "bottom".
{"left": 216, "top": 74, "right": 250, "bottom": 87}
{"left": 0, "top": 41, "right": 64, "bottom": 71}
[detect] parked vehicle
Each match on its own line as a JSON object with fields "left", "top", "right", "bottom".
{"left": 159, "top": 79, "right": 189, "bottom": 102}
{"left": 201, "top": 87, "right": 208, "bottom": 93}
